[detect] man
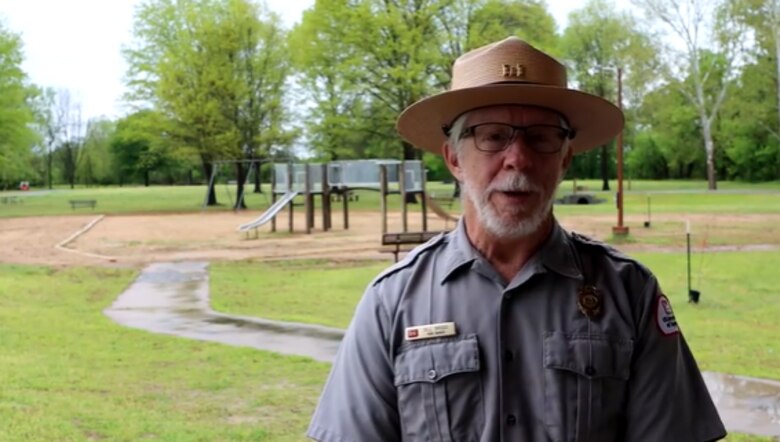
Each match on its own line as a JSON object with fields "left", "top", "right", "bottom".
{"left": 308, "top": 36, "right": 726, "bottom": 442}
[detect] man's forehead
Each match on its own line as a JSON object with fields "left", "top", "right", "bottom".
{"left": 464, "top": 105, "right": 564, "bottom": 123}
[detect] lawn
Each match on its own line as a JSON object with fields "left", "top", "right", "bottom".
{"left": 2, "top": 253, "right": 777, "bottom": 441}
{"left": 0, "top": 265, "right": 330, "bottom": 442}
{"left": 210, "top": 251, "right": 780, "bottom": 381}
{"left": 2, "top": 180, "right": 779, "bottom": 441}
{"left": 1, "top": 179, "right": 779, "bottom": 218}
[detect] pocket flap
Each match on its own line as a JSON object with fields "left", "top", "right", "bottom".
{"left": 543, "top": 331, "right": 633, "bottom": 380}
{"left": 394, "top": 334, "right": 480, "bottom": 386}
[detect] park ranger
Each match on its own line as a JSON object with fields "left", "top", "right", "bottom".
{"left": 307, "top": 37, "right": 726, "bottom": 442}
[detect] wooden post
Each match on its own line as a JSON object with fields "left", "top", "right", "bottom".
{"left": 342, "top": 187, "right": 349, "bottom": 230}
{"left": 322, "top": 164, "right": 331, "bottom": 231}
{"left": 271, "top": 163, "right": 277, "bottom": 233}
{"left": 305, "top": 164, "right": 312, "bottom": 234}
{"left": 380, "top": 164, "right": 388, "bottom": 234}
{"left": 400, "top": 161, "right": 408, "bottom": 233}
{"left": 612, "top": 66, "right": 629, "bottom": 237}
{"left": 420, "top": 161, "right": 428, "bottom": 232}
{"left": 288, "top": 162, "right": 294, "bottom": 233}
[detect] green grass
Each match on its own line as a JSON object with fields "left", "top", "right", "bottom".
{"left": 210, "top": 253, "right": 780, "bottom": 441}
{"left": 635, "top": 252, "right": 780, "bottom": 380}
{"left": 211, "top": 259, "right": 386, "bottom": 329}
{"left": 3, "top": 255, "right": 777, "bottom": 441}
{"left": 1, "top": 180, "right": 779, "bottom": 218}
{"left": 210, "top": 252, "right": 780, "bottom": 441}
{"left": 212, "top": 251, "right": 780, "bottom": 381}
{"left": 0, "top": 264, "right": 330, "bottom": 441}
{"left": 563, "top": 178, "right": 780, "bottom": 192}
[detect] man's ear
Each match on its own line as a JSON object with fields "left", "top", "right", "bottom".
{"left": 561, "top": 144, "right": 574, "bottom": 172}
{"left": 442, "top": 142, "right": 463, "bottom": 181}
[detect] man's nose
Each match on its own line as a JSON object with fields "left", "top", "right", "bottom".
{"left": 501, "top": 134, "right": 534, "bottom": 170}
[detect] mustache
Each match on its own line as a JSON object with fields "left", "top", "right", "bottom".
{"left": 486, "top": 173, "right": 542, "bottom": 193}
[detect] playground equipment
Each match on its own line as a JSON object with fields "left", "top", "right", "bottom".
{"left": 237, "top": 191, "right": 298, "bottom": 234}
{"left": 237, "top": 159, "right": 459, "bottom": 236}
{"left": 424, "top": 194, "right": 459, "bottom": 227}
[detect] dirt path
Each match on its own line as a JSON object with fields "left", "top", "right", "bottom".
{"left": 2, "top": 211, "right": 779, "bottom": 267}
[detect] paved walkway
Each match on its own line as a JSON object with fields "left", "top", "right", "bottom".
{"left": 104, "top": 261, "right": 342, "bottom": 363}
{"left": 104, "top": 261, "right": 780, "bottom": 438}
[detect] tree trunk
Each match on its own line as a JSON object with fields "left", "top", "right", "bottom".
{"left": 203, "top": 162, "right": 218, "bottom": 206}
{"left": 234, "top": 162, "right": 247, "bottom": 210}
{"left": 702, "top": 118, "right": 717, "bottom": 190}
{"left": 254, "top": 158, "right": 263, "bottom": 193}
{"left": 47, "top": 148, "right": 53, "bottom": 190}
{"left": 144, "top": 169, "right": 150, "bottom": 187}
{"left": 254, "top": 167, "right": 262, "bottom": 193}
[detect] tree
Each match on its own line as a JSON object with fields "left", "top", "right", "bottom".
{"left": 634, "top": 80, "right": 705, "bottom": 179}
{"left": 0, "top": 23, "right": 38, "bottom": 189}
{"left": 291, "top": 0, "right": 559, "bottom": 201}
{"left": 717, "top": 59, "right": 780, "bottom": 180}
{"left": 45, "top": 90, "right": 87, "bottom": 189}
{"left": 111, "top": 110, "right": 177, "bottom": 187}
{"left": 219, "top": 1, "right": 293, "bottom": 199}
{"left": 468, "top": 0, "right": 558, "bottom": 53}
{"left": 727, "top": 0, "right": 780, "bottom": 178}
{"left": 31, "top": 88, "right": 59, "bottom": 189}
{"left": 562, "top": 0, "right": 659, "bottom": 190}
{"left": 289, "top": 0, "right": 376, "bottom": 161}
{"left": 79, "top": 119, "right": 116, "bottom": 186}
{"left": 124, "top": 0, "right": 293, "bottom": 208}
{"left": 633, "top": 0, "right": 744, "bottom": 189}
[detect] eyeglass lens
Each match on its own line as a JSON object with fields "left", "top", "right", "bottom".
{"left": 469, "top": 123, "right": 567, "bottom": 153}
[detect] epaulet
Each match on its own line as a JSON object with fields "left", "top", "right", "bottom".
{"left": 569, "top": 230, "right": 633, "bottom": 262}
{"left": 371, "top": 232, "right": 449, "bottom": 286}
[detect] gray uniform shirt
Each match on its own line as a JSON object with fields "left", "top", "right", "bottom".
{"left": 308, "top": 220, "right": 726, "bottom": 442}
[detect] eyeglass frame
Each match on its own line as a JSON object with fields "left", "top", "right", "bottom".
{"left": 456, "top": 122, "right": 576, "bottom": 154}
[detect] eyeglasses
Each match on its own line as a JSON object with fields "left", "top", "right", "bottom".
{"left": 459, "top": 123, "right": 575, "bottom": 154}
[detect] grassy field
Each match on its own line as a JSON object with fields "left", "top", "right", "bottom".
{"left": 2, "top": 181, "right": 779, "bottom": 441}
{"left": 1, "top": 179, "right": 779, "bottom": 218}
{"left": 0, "top": 265, "right": 330, "bottom": 441}
{"left": 210, "top": 251, "right": 780, "bottom": 381}
{"left": 2, "top": 255, "right": 777, "bottom": 441}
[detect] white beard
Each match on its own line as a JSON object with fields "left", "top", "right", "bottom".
{"left": 460, "top": 172, "right": 557, "bottom": 240}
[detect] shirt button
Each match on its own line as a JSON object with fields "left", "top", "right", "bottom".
{"left": 506, "top": 414, "right": 517, "bottom": 426}
{"left": 504, "top": 350, "right": 514, "bottom": 362}
{"left": 427, "top": 369, "right": 437, "bottom": 380}
{"left": 585, "top": 366, "right": 596, "bottom": 376}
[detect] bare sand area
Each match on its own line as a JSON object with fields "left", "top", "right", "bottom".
{"left": 1, "top": 210, "right": 778, "bottom": 267}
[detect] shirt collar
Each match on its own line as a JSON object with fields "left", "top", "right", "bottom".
{"left": 440, "top": 218, "right": 479, "bottom": 284}
{"left": 537, "top": 222, "right": 583, "bottom": 280}
{"left": 439, "top": 218, "right": 583, "bottom": 284}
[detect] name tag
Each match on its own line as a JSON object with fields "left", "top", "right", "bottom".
{"left": 405, "top": 322, "right": 457, "bottom": 341}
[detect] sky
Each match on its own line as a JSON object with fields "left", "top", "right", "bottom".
{"left": 0, "top": 0, "right": 624, "bottom": 122}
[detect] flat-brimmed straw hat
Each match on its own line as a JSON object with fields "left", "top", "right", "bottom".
{"left": 396, "top": 36, "right": 624, "bottom": 154}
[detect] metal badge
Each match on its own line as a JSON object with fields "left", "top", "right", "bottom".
{"left": 577, "top": 285, "right": 602, "bottom": 319}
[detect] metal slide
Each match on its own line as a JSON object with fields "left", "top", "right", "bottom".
{"left": 237, "top": 191, "right": 299, "bottom": 232}
{"left": 424, "top": 194, "right": 460, "bottom": 223}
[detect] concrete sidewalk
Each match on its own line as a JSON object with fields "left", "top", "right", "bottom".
{"left": 104, "top": 261, "right": 780, "bottom": 438}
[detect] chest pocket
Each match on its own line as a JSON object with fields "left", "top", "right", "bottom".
{"left": 543, "top": 331, "right": 634, "bottom": 442}
{"left": 394, "top": 334, "right": 483, "bottom": 442}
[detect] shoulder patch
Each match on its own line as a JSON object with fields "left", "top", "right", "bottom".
{"left": 372, "top": 232, "right": 448, "bottom": 286}
{"left": 655, "top": 294, "right": 680, "bottom": 336}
